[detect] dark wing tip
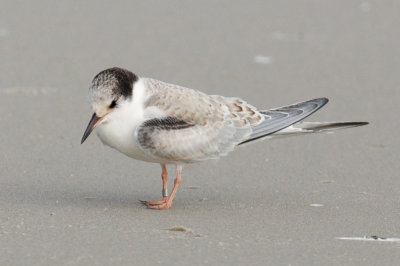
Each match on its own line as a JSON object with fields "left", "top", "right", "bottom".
{"left": 319, "top": 97, "right": 329, "bottom": 104}
{"left": 310, "top": 97, "right": 329, "bottom": 108}
{"left": 240, "top": 97, "right": 329, "bottom": 145}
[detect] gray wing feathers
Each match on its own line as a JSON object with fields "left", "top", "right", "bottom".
{"left": 137, "top": 117, "right": 251, "bottom": 163}
{"left": 240, "top": 98, "right": 328, "bottom": 144}
{"left": 138, "top": 79, "right": 260, "bottom": 162}
{"left": 138, "top": 86, "right": 330, "bottom": 162}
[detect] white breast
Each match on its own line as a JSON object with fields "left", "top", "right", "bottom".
{"left": 95, "top": 79, "right": 161, "bottom": 163}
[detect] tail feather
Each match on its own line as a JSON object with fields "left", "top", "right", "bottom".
{"left": 273, "top": 121, "right": 369, "bottom": 136}
{"left": 238, "top": 97, "right": 368, "bottom": 145}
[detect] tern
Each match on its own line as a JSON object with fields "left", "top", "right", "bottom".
{"left": 81, "top": 67, "right": 367, "bottom": 210}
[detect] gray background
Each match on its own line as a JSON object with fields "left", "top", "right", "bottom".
{"left": 1, "top": 1, "right": 399, "bottom": 265}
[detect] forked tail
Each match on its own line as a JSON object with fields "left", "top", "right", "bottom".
{"left": 239, "top": 98, "right": 368, "bottom": 145}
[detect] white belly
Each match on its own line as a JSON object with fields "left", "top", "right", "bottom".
{"left": 96, "top": 118, "right": 160, "bottom": 163}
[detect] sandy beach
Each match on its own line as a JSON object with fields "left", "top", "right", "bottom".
{"left": 1, "top": 1, "right": 399, "bottom": 265}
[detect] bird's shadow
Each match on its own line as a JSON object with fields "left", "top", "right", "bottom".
{"left": 0, "top": 180, "right": 218, "bottom": 212}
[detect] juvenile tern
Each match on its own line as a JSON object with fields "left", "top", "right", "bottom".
{"left": 81, "top": 67, "right": 368, "bottom": 210}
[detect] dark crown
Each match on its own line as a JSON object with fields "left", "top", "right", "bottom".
{"left": 92, "top": 67, "right": 138, "bottom": 98}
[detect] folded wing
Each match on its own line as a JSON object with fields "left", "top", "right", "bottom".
{"left": 239, "top": 98, "right": 328, "bottom": 144}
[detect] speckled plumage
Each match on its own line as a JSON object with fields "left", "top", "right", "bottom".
{"left": 87, "top": 70, "right": 332, "bottom": 164}
{"left": 138, "top": 78, "right": 267, "bottom": 162}
{"left": 81, "top": 67, "right": 368, "bottom": 209}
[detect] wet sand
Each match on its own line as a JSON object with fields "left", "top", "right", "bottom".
{"left": 1, "top": 1, "right": 399, "bottom": 265}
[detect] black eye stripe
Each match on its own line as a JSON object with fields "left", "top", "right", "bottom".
{"left": 109, "top": 100, "right": 117, "bottom": 108}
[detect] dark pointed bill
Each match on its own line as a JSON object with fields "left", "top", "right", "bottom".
{"left": 81, "top": 113, "right": 101, "bottom": 144}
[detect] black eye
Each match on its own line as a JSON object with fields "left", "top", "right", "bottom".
{"left": 109, "top": 100, "right": 117, "bottom": 108}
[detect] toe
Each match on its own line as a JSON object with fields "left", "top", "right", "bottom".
{"left": 140, "top": 197, "right": 168, "bottom": 207}
{"left": 146, "top": 201, "right": 172, "bottom": 210}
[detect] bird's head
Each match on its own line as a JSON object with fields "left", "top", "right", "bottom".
{"left": 81, "top": 67, "right": 137, "bottom": 144}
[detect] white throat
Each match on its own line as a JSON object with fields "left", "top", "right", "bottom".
{"left": 95, "top": 79, "right": 153, "bottom": 161}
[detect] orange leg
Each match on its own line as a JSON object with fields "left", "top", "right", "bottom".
{"left": 142, "top": 165, "right": 182, "bottom": 210}
{"left": 140, "top": 164, "right": 168, "bottom": 206}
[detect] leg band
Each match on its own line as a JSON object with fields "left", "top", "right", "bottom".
{"left": 162, "top": 188, "right": 168, "bottom": 197}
